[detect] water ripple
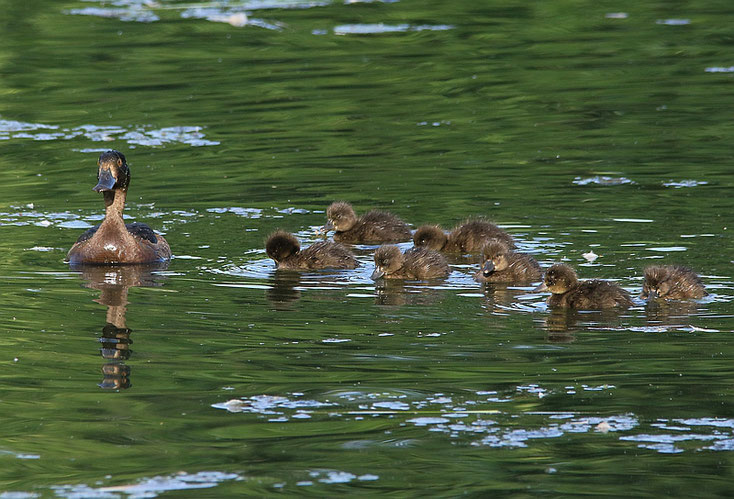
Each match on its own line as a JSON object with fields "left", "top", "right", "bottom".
{"left": 0, "top": 118, "right": 218, "bottom": 147}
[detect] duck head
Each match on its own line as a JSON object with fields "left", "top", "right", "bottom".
{"left": 535, "top": 263, "right": 578, "bottom": 294}
{"left": 324, "top": 201, "right": 357, "bottom": 232}
{"left": 266, "top": 230, "right": 300, "bottom": 268}
{"left": 640, "top": 265, "right": 672, "bottom": 300}
{"left": 413, "top": 225, "right": 447, "bottom": 251}
{"left": 371, "top": 245, "right": 403, "bottom": 280}
{"left": 94, "top": 150, "right": 130, "bottom": 193}
{"left": 480, "top": 240, "right": 511, "bottom": 276}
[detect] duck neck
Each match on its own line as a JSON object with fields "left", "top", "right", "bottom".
{"left": 102, "top": 189, "right": 127, "bottom": 228}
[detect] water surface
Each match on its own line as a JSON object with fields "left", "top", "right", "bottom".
{"left": 2, "top": 0, "right": 734, "bottom": 496}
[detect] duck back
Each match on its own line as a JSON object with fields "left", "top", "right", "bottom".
{"left": 477, "top": 253, "right": 541, "bottom": 283}
{"left": 401, "top": 247, "right": 450, "bottom": 279}
{"left": 447, "top": 220, "right": 515, "bottom": 253}
{"left": 550, "top": 279, "right": 633, "bottom": 309}
{"left": 67, "top": 222, "right": 170, "bottom": 264}
{"left": 285, "top": 241, "right": 358, "bottom": 270}
{"left": 334, "top": 210, "right": 411, "bottom": 243}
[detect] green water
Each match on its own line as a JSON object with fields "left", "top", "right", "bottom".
{"left": 2, "top": 0, "right": 734, "bottom": 496}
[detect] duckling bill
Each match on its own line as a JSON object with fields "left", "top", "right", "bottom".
{"left": 640, "top": 265, "right": 707, "bottom": 300}
{"left": 371, "top": 245, "right": 449, "bottom": 280}
{"left": 66, "top": 150, "right": 171, "bottom": 265}
{"left": 266, "top": 230, "right": 357, "bottom": 270}
{"left": 324, "top": 201, "right": 411, "bottom": 244}
{"left": 536, "top": 263, "right": 632, "bottom": 309}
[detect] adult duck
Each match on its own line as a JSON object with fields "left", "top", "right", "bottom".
{"left": 66, "top": 150, "right": 171, "bottom": 265}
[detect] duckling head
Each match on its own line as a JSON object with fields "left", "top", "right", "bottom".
{"left": 480, "top": 240, "right": 511, "bottom": 276}
{"left": 536, "top": 263, "right": 578, "bottom": 294}
{"left": 371, "top": 245, "right": 404, "bottom": 280}
{"left": 266, "top": 230, "right": 300, "bottom": 267}
{"left": 324, "top": 201, "right": 357, "bottom": 232}
{"left": 413, "top": 225, "right": 448, "bottom": 251}
{"left": 94, "top": 150, "right": 130, "bottom": 193}
{"left": 640, "top": 265, "right": 672, "bottom": 300}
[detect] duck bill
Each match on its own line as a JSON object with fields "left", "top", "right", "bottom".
{"left": 93, "top": 167, "right": 117, "bottom": 192}
{"left": 643, "top": 289, "right": 658, "bottom": 301}
{"left": 482, "top": 260, "right": 495, "bottom": 277}
{"left": 322, "top": 220, "right": 335, "bottom": 233}
{"left": 371, "top": 267, "right": 385, "bottom": 280}
{"left": 533, "top": 281, "right": 549, "bottom": 292}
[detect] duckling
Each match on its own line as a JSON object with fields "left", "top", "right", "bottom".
{"left": 67, "top": 150, "right": 171, "bottom": 265}
{"left": 536, "top": 263, "right": 633, "bottom": 309}
{"left": 324, "top": 201, "right": 411, "bottom": 244}
{"left": 474, "top": 240, "right": 542, "bottom": 283}
{"left": 266, "top": 230, "right": 357, "bottom": 270}
{"left": 640, "top": 265, "right": 707, "bottom": 300}
{"left": 371, "top": 245, "right": 449, "bottom": 280}
{"left": 413, "top": 219, "right": 514, "bottom": 253}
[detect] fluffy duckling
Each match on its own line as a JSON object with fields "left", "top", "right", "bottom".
{"left": 324, "top": 201, "right": 411, "bottom": 244}
{"left": 266, "top": 230, "right": 357, "bottom": 270}
{"left": 371, "top": 245, "right": 449, "bottom": 280}
{"left": 413, "top": 219, "right": 514, "bottom": 253}
{"left": 640, "top": 265, "right": 707, "bottom": 300}
{"left": 536, "top": 263, "right": 633, "bottom": 309}
{"left": 474, "top": 240, "right": 542, "bottom": 283}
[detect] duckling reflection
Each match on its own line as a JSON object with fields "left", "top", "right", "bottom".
{"left": 480, "top": 283, "right": 534, "bottom": 311}
{"left": 374, "top": 280, "right": 442, "bottom": 307}
{"left": 265, "top": 271, "right": 303, "bottom": 308}
{"left": 644, "top": 298, "right": 703, "bottom": 329}
{"left": 541, "top": 308, "right": 629, "bottom": 338}
{"left": 72, "top": 263, "right": 167, "bottom": 390}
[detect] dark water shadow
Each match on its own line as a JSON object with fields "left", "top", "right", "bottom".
{"left": 70, "top": 263, "right": 168, "bottom": 390}
{"left": 480, "top": 283, "right": 541, "bottom": 313}
{"left": 266, "top": 271, "right": 303, "bottom": 308}
{"left": 539, "top": 307, "right": 632, "bottom": 341}
{"left": 644, "top": 299, "right": 705, "bottom": 328}
{"left": 373, "top": 280, "right": 445, "bottom": 307}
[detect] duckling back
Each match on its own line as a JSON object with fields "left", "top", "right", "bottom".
{"left": 336, "top": 210, "right": 411, "bottom": 244}
{"left": 295, "top": 241, "right": 358, "bottom": 270}
{"left": 551, "top": 279, "right": 633, "bottom": 309}
{"left": 475, "top": 250, "right": 541, "bottom": 283}
{"left": 447, "top": 220, "right": 515, "bottom": 253}
{"left": 642, "top": 265, "right": 706, "bottom": 300}
{"left": 267, "top": 230, "right": 357, "bottom": 270}
{"left": 402, "top": 247, "right": 450, "bottom": 279}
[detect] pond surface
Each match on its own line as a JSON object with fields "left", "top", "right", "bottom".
{"left": 2, "top": 0, "right": 734, "bottom": 496}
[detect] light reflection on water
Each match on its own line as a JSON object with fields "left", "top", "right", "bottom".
{"left": 3, "top": 0, "right": 734, "bottom": 495}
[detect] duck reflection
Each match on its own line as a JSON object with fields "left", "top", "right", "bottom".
{"left": 266, "top": 271, "right": 303, "bottom": 308}
{"left": 480, "top": 283, "right": 533, "bottom": 311}
{"left": 541, "top": 308, "right": 628, "bottom": 341}
{"left": 374, "top": 281, "right": 442, "bottom": 307}
{"left": 645, "top": 299, "right": 702, "bottom": 328}
{"left": 72, "top": 263, "right": 168, "bottom": 390}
